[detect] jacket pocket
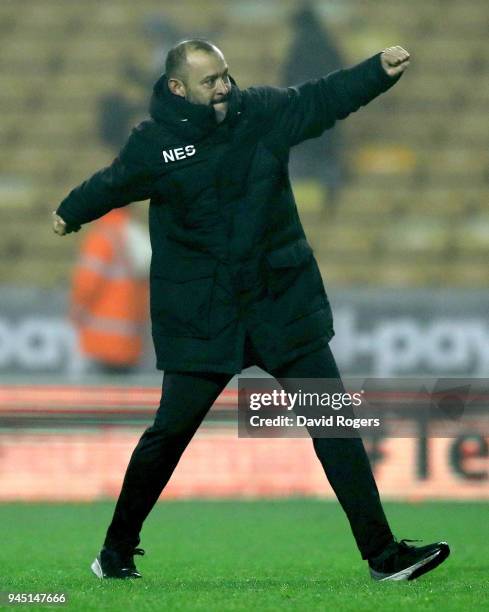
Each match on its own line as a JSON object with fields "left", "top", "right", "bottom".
{"left": 151, "top": 258, "right": 218, "bottom": 339}
{"left": 265, "top": 239, "right": 314, "bottom": 296}
{"left": 265, "top": 239, "right": 329, "bottom": 326}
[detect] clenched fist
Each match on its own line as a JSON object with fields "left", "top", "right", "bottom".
{"left": 381, "top": 46, "right": 410, "bottom": 77}
{"left": 52, "top": 211, "right": 81, "bottom": 236}
{"left": 52, "top": 211, "right": 67, "bottom": 235}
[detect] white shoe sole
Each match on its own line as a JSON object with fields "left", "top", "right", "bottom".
{"left": 91, "top": 557, "right": 104, "bottom": 579}
{"left": 90, "top": 555, "right": 142, "bottom": 579}
{"left": 371, "top": 541, "right": 450, "bottom": 582}
{"left": 375, "top": 548, "right": 442, "bottom": 581}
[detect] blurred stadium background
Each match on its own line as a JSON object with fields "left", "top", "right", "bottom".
{"left": 0, "top": 0, "right": 488, "bottom": 504}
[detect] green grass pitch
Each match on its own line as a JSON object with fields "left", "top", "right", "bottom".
{"left": 1, "top": 500, "right": 486, "bottom": 611}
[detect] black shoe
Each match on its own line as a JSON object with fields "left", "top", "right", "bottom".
{"left": 91, "top": 546, "right": 145, "bottom": 579}
{"left": 369, "top": 539, "right": 450, "bottom": 581}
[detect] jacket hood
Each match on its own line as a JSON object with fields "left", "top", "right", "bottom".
{"left": 149, "top": 73, "right": 242, "bottom": 139}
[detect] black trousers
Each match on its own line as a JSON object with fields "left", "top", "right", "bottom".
{"left": 105, "top": 336, "right": 393, "bottom": 560}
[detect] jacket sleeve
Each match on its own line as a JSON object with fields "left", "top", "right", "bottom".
{"left": 56, "top": 123, "right": 157, "bottom": 229}
{"left": 256, "top": 52, "right": 402, "bottom": 147}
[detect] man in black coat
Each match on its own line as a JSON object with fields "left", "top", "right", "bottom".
{"left": 53, "top": 39, "right": 449, "bottom": 582}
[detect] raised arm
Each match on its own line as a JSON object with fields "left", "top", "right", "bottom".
{"left": 53, "top": 122, "right": 158, "bottom": 236}
{"left": 253, "top": 46, "right": 410, "bottom": 148}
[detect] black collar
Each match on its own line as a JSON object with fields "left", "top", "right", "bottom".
{"left": 149, "top": 73, "right": 242, "bottom": 140}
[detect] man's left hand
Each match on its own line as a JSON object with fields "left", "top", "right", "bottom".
{"left": 381, "top": 46, "right": 411, "bottom": 77}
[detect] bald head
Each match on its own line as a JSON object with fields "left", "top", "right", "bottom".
{"left": 165, "top": 39, "right": 223, "bottom": 83}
